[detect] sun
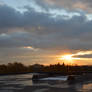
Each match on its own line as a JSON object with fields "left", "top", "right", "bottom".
{"left": 59, "top": 55, "right": 74, "bottom": 65}
{"left": 60, "top": 55, "right": 73, "bottom": 61}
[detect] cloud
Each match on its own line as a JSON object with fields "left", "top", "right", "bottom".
{"left": 0, "top": 31, "right": 32, "bottom": 47}
{"left": 23, "top": 46, "right": 39, "bottom": 51}
{"left": 0, "top": 1, "right": 4, "bottom": 6}
{"left": 0, "top": 3, "right": 92, "bottom": 52}
{"left": 42, "top": 0, "right": 92, "bottom": 13}
{"left": 73, "top": 50, "right": 92, "bottom": 56}
{"left": 0, "top": 5, "right": 23, "bottom": 29}
{"left": 3, "top": 0, "right": 92, "bottom": 13}
{"left": 71, "top": 50, "right": 92, "bottom": 60}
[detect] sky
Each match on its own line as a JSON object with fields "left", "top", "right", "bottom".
{"left": 0, "top": 0, "right": 92, "bottom": 65}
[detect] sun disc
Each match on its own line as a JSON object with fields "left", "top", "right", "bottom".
{"left": 61, "top": 55, "right": 72, "bottom": 60}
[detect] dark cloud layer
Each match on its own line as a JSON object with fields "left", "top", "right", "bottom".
{"left": 0, "top": 2, "right": 92, "bottom": 51}
{"left": 0, "top": 5, "right": 23, "bottom": 28}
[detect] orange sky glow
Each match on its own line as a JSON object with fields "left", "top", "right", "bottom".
{"left": 56, "top": 50, "right": 92, "bottom": 65}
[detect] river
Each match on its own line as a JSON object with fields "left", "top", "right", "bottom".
{"left": 0, "top": 73, "right": 92, "bottom": 92}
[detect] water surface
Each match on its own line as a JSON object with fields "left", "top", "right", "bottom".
{"left": 0, "top": 73, "right": 92, "bottom": 92}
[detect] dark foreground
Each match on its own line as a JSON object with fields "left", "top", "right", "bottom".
{"left": 0, "top": 73, "right": 92, "bottom": 92}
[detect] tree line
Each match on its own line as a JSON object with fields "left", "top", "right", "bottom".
{"left": 0, "top": 62, "right": 92, "bottom": 75}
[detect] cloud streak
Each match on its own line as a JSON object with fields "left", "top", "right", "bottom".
{"left": 71, "top": 50, "right": 92, "bottom": 60}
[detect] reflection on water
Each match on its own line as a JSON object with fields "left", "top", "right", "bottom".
{"left": 0, "top": 73, "right": 33, "bottom": 92}
{"left": 0, "top": 73, "right": 92, "bottom": 92}
{"left": 79, "top": 82, "right": 92, "bottom": 92}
